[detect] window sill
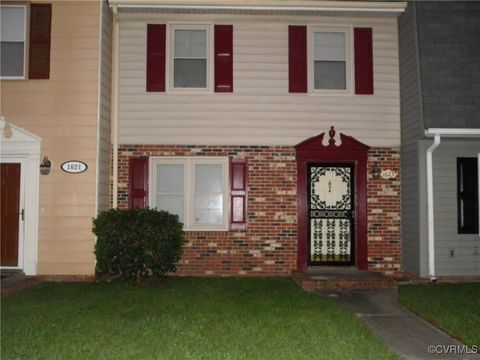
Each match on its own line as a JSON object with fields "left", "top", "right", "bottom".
{"left": 184, "top": 227, "right": 229, "bottom": 232}
{"left": 0, "top": 76, "right": 26, "bottom": 80}
{"left": 308, "top": 89, "right": 353, "bottom": 96}
{"left": 166, "top": 88, "right": 213, "bottom": 95}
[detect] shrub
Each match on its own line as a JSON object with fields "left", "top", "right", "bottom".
{"left": 93, "top": 208, "right": 185, "bottom": 282}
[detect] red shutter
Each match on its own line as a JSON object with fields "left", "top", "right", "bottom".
{"left": 230, "top": 159, "right": 247, "bottom": 230}
{"left": 214, "top": 25, "right": 233, "bottom": 92}
{"left": 354, "top": 28, "right": 374, "bottom": 95}
{"left": 29, "top": 4, "right": 52, "bottom": 79}
{"left": 288, "top": 25, "right": 307, "bottom": 93}
{"left": 129, "top": 157, "right": 149, "bottom": 209}
{"left": 146, "top": 24, "right": 166, "bottom": 92}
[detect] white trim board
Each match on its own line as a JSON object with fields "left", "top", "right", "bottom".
{"left": 0, "top": 118, "right": 41, "bottom": 275}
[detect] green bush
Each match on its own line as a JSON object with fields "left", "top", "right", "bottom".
{"left": 93, "top": 208, "right": 185, "bottom": 282}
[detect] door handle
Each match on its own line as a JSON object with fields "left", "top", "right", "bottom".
{"left": 19, "top": 209, "right": 24, "bottom": 221}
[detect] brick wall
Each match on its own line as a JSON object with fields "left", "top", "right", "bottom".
{"left": 367, "top": 148, "right": 401, "bottom": 274}
{"left": 117, "top": 145, "right": 401, "bottom": 275}
{"left": 117, "top": 145, "right": 298, "bottom": 275}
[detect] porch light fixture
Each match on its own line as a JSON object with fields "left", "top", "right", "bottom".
{"left": 40, "top": 156, "right": 52, "bottom": 175}
{"left": 371, "top": 161, "right": 381, "bottom": 179}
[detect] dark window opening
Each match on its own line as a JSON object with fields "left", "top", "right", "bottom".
{"left": 457, "top": 157, "right": 479, "bottom": 234}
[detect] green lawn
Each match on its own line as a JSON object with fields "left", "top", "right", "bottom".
{"left": 399, "top": 283, "right": 480, "bottom": 347}
{"left": 1, "top": 277, "right": 395, "bottom": 360}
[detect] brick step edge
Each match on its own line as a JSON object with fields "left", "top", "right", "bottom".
{"left": 292, "top": 274, "right": 397, "bottom": 291}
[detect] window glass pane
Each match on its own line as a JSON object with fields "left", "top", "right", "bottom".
{"left": 1, "top": 42, "right": 24, "bottom": 77}
{"left": 156, "top": 195, "right": 184, "bottom": 222}
{"left": 174, "top": 29, "right": 206, "bottom": 58}
{"left": 156, "top": 164, "right": 184, "bottom": 192}
{"left": 194, "top": 164, "right": 223, "bottom": 225}
{"left": 457, "top": 158, "right": 479, "bottom": 234}
{"left": 173, "top": 59, "right": 206, "bottom": 88}
{"left": 1, "top": 7, "right": 25, "bottom": 42}
{"left": 314, "top": 32, "right": 345, "bottom": 61}
{"left": 314, "top": 61, "right": 346, "bottom": 90}
{"left": 195, "top": 164, "right": 222, "bottom": 193}
{"left": 194, "top": 194, "right": 223, "bottom": 225}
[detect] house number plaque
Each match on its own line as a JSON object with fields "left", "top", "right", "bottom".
{"left": 61, "top": 161, "right": 88, "bottom": 174}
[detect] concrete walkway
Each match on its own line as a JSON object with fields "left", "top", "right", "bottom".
{"left": 1, "top": 271, "right": 40, "bottom": 296}
{"left": 325, "top": 289, "right": 479, "bottom": 360}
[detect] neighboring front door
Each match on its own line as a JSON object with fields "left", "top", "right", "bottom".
{"left": 1, "top": 163, "right": 21, "bottom": 267}
{"left": 308, "top": 163, "right": 355, "bottom": 266}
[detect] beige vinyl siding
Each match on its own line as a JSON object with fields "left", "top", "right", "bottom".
{"left": 97, "top": 0, "right": 113, "bottom": 213}
{"left": 117, "top": 13, "right": 401, "bottom": 146}
{"left": 1, "top": 1, "right": 101, "bottom": 275}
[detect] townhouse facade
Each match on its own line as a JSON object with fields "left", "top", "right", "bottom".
{"left": 1, "top": 0, "right": 112, "bottom": 275}
{"left": 4, "top": 1, "right": 449, "bottom": 278}
{"left": 110, "top": 0, "right": 405, "bottom": 275}
{"left": 399, "top": 1, "right": 480, "bottom": 279}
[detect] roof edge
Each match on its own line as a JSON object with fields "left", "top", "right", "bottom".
{"left": 109, "top": 0, "right": 407, "bottom": 13}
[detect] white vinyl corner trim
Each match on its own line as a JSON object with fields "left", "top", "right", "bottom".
{"left": 426, "top": 134, "right": 441, "bottom": 281}
{"left": 112, "top": 5, "right": 119, "bottom": 208}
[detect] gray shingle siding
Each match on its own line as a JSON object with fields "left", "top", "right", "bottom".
{"left": 398, "top": 3, "right": 423, "bottom": 274}
{"left": 399, "top": 2, "right": 480, "bottom": 277}
{"left": 416, "top": 1, "right": 480, "bottom": 129}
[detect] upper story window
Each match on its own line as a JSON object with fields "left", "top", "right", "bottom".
{"left": 308, "top": 27, "right": 351, "bottom": 93}
{"left": 457, "top": 157, "right": 479, "bottom": 234}
{"left": 0, "top": 5, "right": 27, "bottom": 79}
{"left": 169, "top": 25, "right": 211, "bottom": 91}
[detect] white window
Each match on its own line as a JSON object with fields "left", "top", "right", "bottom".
{"left": 0, "top": 5, "right": 27, "bottom": 79}
{"left": 150, "top": 157, "right": 229, "bottom": 231}
{"left": 169, "top": 24, "right": 211, "bottom": 91}
{"left": 309, "top": 27, "right": 351, "bottom": 93}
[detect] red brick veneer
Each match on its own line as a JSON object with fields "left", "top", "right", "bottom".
{"left": 367, "top": 148, "right": 401, "bottom": 274}
{"left": 116, "top": 145, "right": 401, "bottom": 275}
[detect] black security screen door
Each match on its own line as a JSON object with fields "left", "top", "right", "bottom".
{"left": 307, "top": 163, "right": 355, "bottom": 266}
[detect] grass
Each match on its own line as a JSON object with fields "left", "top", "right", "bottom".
{"left": 399, "top": 283, "right": 480, "bottom": 347}
{"left": 1, "top": 277, "right": 396, "bottom": 360}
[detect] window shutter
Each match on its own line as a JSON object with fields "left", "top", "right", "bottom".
{"left": 146, "top": 24, "right": 166, "bottom": 92}
{"left": 230, "top": 159, "right": 247, "bottom": 230}
{"left": 29, "top": 4, "right": 52, "bottom": 79}
{"left": 214, "top": 25, "right": 233, "bottom": 92}
{"left": 288, "top": 25, "right": 307, "bottom": 93}
{"left": 129, "top": 157, "right": 149, "bottom": 209}
{"left": 354, "top": 27, "right": 373, "bottom": 95}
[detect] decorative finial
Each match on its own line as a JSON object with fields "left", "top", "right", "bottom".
{"left": 3, "top": 122, "right": 12, "bottom": 139}
{"left": 328, "top": 126, "right": 336, "bottom": 146}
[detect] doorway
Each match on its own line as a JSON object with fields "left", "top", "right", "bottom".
{"left": 1, "top": 163, "right": 24, "bottom": 268}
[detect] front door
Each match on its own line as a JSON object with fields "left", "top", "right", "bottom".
{"left": 1, "top": 163, "right": 21, "bottom": 267}
{"left": 308, "top": 163, "right": 355, "bottom": 266}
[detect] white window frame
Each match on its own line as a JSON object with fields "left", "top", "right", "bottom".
{"left": 307, "top": 26, "right": 353, "bottom": 95}
{"left": 149, "top": 156, "right": 229, "bottom": 231}
{"left": 167, "top": 23, "right": 214, "bottom": 93}
{"left": 0, "top": 4, "right": 28, "bottom": 80}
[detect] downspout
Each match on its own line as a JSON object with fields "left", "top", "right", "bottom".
{"left": 111, "top": 5, "right": 119, "bottom": 208}
{"left": 426, "top": 134, "right": 441, "bottom": 281}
